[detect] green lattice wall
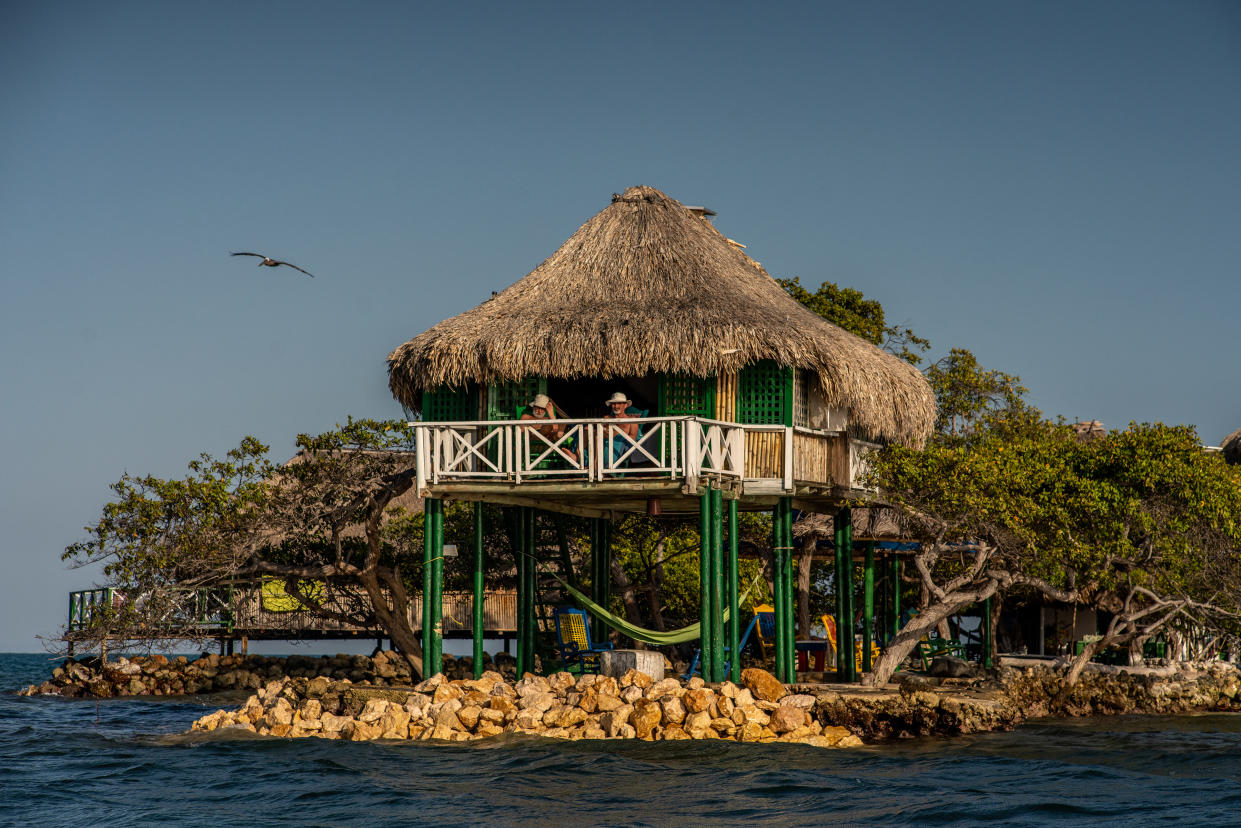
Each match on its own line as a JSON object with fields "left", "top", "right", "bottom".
{"left": 487, "top": 377, "right": 547, "bottom": 420}
{"left": 736, "top": 360, "right": 793, "bottom": 426}
{"left": 658, "top": 375, "right": 715, "bottom": 418}
{"left": 421, "top": 385, "right": 477, "bottom": 421}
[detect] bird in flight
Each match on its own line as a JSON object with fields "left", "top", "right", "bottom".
{"left": 230, "top": 252, "right": 314, "bottom": 277}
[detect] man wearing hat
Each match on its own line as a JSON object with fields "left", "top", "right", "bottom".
{"left": 603, "top": 391, "right": 640, "bottom": 465}
{"left": 521, "top": 394, "right": 577, "bottom": 461}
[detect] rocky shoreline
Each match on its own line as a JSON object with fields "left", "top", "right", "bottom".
{"left": 20, "top": 652, "right": 1241, "bottom": 747}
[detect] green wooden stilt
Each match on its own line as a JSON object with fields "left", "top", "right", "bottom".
{"left": 783, "top": 498, "right": 795, "bottom": 683}
{"left": 727, "top": 498, "right": 740, "bottom": 684}
{"left": 863, "top": 541, "right": 875, "bottom": 673}
{"left": 699, "top": 489, "right": 714, "bottom": 682}
{"left": 833, "top": 510, "right": 846, "bottom": 678}
{"left": 433, "top": 498, "right": 444, "bottom": 674}
{"left": 422, "top": 499, "right": 434, "bottom": 676}
{"left": 709, "top": 486, "right": 725, "bottom": 683}
{"left": 841, "top": 509, "right": 854, "bottom": 682}
{"left": 422, "top": 498, "right": 443, "bottom": 677}
{"left": 983, "top": 597, "right": 994, "bottom": 670}
{"left": 771, "top": 501, "right": 786, "bottom": 681}
{"left": 472, "top": 502, "right": 485, "bottom": 680}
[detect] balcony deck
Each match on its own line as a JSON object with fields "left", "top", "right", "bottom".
{"left": 411, "top": 415, "right": 877, "bottom": 516}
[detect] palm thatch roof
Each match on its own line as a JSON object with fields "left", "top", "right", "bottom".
{"left": 1223, "top": 428, "right": 1241, "bottom": 465}
{"left": 388, "top": 186, "right": 935, "bottom": 447}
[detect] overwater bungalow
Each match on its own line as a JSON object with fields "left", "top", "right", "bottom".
{"left": 386, "top": 185, "right": 936, "bottom": 684}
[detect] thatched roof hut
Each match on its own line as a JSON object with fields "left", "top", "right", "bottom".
{"left": 387, "top": 186, "right": 935, "bottom": 447}
{"left": 1223, "top": 428, "right": 1241, "bottom": 465}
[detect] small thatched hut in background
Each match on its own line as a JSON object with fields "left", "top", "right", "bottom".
{"left": 1222, "top": 428, "right": 1241, "bottom": 465}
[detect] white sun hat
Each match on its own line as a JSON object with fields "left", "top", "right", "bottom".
{"left": 605, "top": 392, "right": 632, "bottom": 406}
{"left": 530, "top": 393, "right": 552, "bottom": 410}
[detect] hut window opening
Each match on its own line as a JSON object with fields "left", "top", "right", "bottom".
{"left": 736, "top": 360, "right": 793, "bottom": 426}
{"left": 545, "top": 375, "right": 656, "bottom": 420}
{"left": 792, "top": 370, "right": 811, "bottom": 429}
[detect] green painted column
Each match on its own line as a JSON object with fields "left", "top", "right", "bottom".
{"left": 983, "top": 597, "right": 994, "bottom": 670}
{"left": 727, "top": 498, "right": 741, "bottom": 684}
{"left": 699, "top": 489, "right": 714, "bottom": 682}
{"left": 783, "top": 499, "right": 795, "bottom": 683}
{"left": 863, "top": 541, "right": 875, "bottom": 674}
{"left": 771, "top": 502, "right": 786, "bottom": 681}
{"left": 421, "top": 498, "right": 443, "bottom": 678}
{"left": 472, "top": 502, "right": 485, "bottom": 680}
{"left": 833, "top": 511, "right": 845, "bottom": 678}
{"left": 842, "top": 510, "right": 854, "bottom": 682}
{"left": 593, "top": 517, "right": 613, "bottom": 643}
{"left": 432, "top": 498, "right": 444, "bottom": 674}
{"left": 709, "top": 487, "right": 725, "bottom": 683}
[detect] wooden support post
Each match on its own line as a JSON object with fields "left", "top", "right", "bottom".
{"left": 591, "top": 517, "right": 613, "bottom": 643}
{"left": 771, "top": 500, "right": 785, "bottom": 682}
{"left": 709, "top": 486, "right": 725, "bottom": 683}
{"left": 515, "top": 507, "right": 529, "bottom": 678}
{"left": 241, "top": 635, "right": 248, "bottom": 657}
{"left": 699, "top": 489, "right": 714, "bottom": 682}
{"left": 841, "top": 508, "right": 855, "bottom": 682}
{"left": 727, "top": 497, "right": 740, "bottom": 684}
{"left": 863, "top": 542, "right": 875, "bottom": 674}
{"left": 473, "top": 501, "right": 485, "bottom": 680}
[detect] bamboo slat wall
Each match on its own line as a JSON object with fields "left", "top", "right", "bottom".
{"left": 792, "top": 430, "right": 849, "bottom": 486}
{"left": 745, "top": 431, "right": 785, "bottom": 479}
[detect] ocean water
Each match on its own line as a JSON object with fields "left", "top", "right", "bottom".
{"left": 4, "top": 653, "right": 1241, "bottom": 827}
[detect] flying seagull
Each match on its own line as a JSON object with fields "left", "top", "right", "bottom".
{"left": 230, "top": 252, "right": 314, "bottom": 277}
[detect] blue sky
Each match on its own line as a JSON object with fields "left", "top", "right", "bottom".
{"left": 2, "top": 1, "right": 1238, "bottom": 651}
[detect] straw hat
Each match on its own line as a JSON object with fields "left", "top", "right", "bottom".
{"left": 529, "top": 393, "right": 552, "bottom": 410}
{"left": 605, "top": 392, "right": 631, "bottom": 406}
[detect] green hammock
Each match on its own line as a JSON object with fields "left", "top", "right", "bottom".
{"left": 548, "top": 570, "right": 766, "bottom": 647}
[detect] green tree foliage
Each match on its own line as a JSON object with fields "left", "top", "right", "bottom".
{"left": 778, "top": 276, "right": 930, "bottom": 365}
{"left": 866, "top": 412, "right": 1241, "bottom": 685}
{"left": 926, "top": 348, "right": 1029, "bottom": 436}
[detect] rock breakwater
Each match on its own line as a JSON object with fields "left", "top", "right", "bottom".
{"left": 18, "top": 650, "right": 502, "bottom": 698}
{"left": 190, "top": 667, "right": 865, "bottom": 748}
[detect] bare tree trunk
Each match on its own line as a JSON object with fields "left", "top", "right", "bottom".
{"left": 647, "top": 539, "right": 667, "bottom": 632}
{"left": 610, "top": 556, "right": 646, "bottom": 649}
{"left": 797, "top": 540, "right": 815, "bottom": 639}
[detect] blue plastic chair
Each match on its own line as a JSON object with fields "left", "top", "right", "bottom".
{"left": 553, "top": 606, "right": 614, "bottom": 673}
{"left": 683, "top": 615, "right": 761, "bottom": 680}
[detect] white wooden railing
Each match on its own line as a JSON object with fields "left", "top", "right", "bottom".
{"left": 410, "top": 416, "right": 871, "bottom": 494}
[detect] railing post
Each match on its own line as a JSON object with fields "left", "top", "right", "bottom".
{"left": 414, "top": 426, "right": 428, "bottom": 496}
{"left": 783, "top": 427, "right": 794, "bottom": 491}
